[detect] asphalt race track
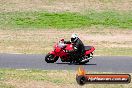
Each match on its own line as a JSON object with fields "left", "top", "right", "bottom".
{"left": 0, "top": 54, "right": 132, "bottom": 73}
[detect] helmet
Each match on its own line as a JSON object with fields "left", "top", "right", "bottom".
{"left": 71, "top": 34, "right": 78, "bottom": 43}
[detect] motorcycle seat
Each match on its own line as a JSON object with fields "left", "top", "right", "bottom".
{"left": 84, "top": 46, "right": 92, "bottom": 51}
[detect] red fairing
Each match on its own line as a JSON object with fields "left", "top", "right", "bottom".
{"left": 55, "top": 47, "right": 61, "bottom": 53}
{"left": 85, "top": 46, "right": 95, "bottom": 55}
{"left": 50, "top": 45, "right": 67, "bottom": 57}
{"left": 65, "top": 44, "right": 73, "bottom": 51}
{"left": 59, "top": 50, "right": 67, "bottom": 58}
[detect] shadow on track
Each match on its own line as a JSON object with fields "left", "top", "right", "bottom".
{"left": 56, "top": 62, "right": 96, "bottom": 65}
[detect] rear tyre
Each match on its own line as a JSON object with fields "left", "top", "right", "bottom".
{"left": 45, "top": 54, "right": 59, "bottom": 63}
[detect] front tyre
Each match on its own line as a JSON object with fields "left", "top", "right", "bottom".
{"left": 45, "top": 54, "right": 59, "bottom": 63}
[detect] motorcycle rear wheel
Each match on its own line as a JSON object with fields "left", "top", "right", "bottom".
{"left": 45, "top": 54, "right": 59, "bottom": 63}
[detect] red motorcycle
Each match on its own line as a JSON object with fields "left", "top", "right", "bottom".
{"left": 45, "top": 40, "right": 95, "bottom": 64}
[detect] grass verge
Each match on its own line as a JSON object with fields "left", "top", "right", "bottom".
{"left": 0, "top": 69, "right": 132, "bottom": 88}
{"left": 0, "top": 82, "right": 15, "bottom": 88}
{"left": 95, "top": 47, "right": 132, "bottom": 56}
{"left": 0, "top": 29, "right": 132, "bottom": 56}
{"left": 0, "top": 11, "right": 132, "bottom": 29}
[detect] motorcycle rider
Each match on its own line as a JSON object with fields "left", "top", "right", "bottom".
{"left": 67, "top": 34, "right": 85, "bottom": 63}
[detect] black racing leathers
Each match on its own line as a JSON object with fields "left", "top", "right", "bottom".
{"left": 72, "top": 38, "right": 85, "bottom": 55}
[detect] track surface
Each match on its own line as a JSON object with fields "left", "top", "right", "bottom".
{"left": 0, "top": 54, "right": 132, "bottom": 72}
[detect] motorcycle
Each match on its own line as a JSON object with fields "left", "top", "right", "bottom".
{"left": 45, "top": 40, "right": 95, "bottom": 64}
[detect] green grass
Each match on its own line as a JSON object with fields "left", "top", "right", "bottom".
{"left": 98, "top": 0, "right": 122, "bottom": 3}
{"left": 96, "top": 47, "right": 132, "bottom": 56}
{"left": 0, "top": 83, "right": 15, "bottom": 88}
{"left": 0, "top": 11, "right": 132, "bottom": 29}
{"left": 0, "top": 69, "right": 74, "bottom": 84}
{"left": 0, "top": 69, "right": 132, "bottom": 88}
{"left": 0, "top": 71, "right": 15, "bottom": 88}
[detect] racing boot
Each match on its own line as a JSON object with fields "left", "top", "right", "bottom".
{"left": 81, "top": 56, "right": 93, "bottom": 63}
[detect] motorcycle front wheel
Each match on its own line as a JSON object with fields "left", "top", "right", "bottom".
{"left": 45, "top": 54, "right": 59, "bottom": 63}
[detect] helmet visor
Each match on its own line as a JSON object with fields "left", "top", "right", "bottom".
{"left": 71, "top": 38, "right": 75, "bottom": 42}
